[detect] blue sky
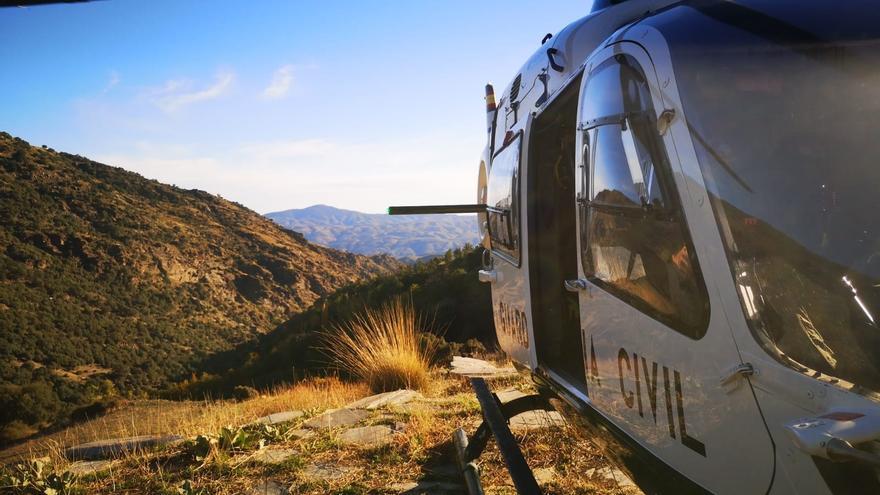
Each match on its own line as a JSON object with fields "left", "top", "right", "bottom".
{"left": 1, "top": 0, "right": 591, "bottom": 213}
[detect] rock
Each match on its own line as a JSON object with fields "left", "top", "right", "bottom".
{"left": 66, "top": 460, "right": 117, "bottom": 476}
{"left": 390, "top": 480, "right": 464, "bottom": 494}
{"left": 254, "top": 410, "right": 304, "bottom": 425}
{"left": 287, "top": 428, "right": 315, "bottom": 440}
{"left": 64, "top": 435, "right": 184, "bottom": 460}
{"left": 252, "top": 447, "right": 298, "bottom": 464}
{"left": 449, "top": 356, "right": 517, "bottom": 378}
{"left": 602, "top": 467, "right": 643, "bottom": 493}
{"left": 302, "top": 408, "right": 370, "bottom": 429}
{"left": 508, "top": 410, "right": 566, "bottom": 432}
{"left": 300, "top": 463, "right": 355, "bottom": 482}
{"left": 250, "top": 480, "right": 288, "bottom": 495}
{"left": 494, "top": 388, "right": 528, "bottom": 403}
{"left": 345, "top": 389, "right": 422, "bottom": 410}
{"left": 338, "top": 425, "right": 395, "bottom": 447}
{"left": 533, "top": 467, "right": 557, "bottom": 484}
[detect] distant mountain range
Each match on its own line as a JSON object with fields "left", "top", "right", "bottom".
{"left": 265, "top": 204, "right": 481, "bottom": 260}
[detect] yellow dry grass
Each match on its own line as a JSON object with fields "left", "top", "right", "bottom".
{"left": 0, "top": 376, "right": 368, "bottom": 465}
{"left": 323, "top": 298, "right": 436, "bottom": 393}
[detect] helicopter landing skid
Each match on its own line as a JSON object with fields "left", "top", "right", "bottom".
{"left": 452, "top": 377, "right": 553, "bottom": 495}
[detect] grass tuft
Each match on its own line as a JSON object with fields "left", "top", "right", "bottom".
{"left": 323, "top": 299, "right": 435, "bottom": 393}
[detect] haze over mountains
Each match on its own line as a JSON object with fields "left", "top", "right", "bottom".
{"left": 0, "top": 132, "right": 399, "bottom": 441}
{"left": 266, "top": 204, "right": 481, "bottom": 260}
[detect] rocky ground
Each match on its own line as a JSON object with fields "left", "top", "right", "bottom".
{"left": 1, "top": 358, "right": 642, "bottom": 494}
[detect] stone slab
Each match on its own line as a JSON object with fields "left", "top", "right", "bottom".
{"left": 66, "top": 459, "right": 118, "bottom": 476}
{"left": 287, "top": 428, "right": 315, "bottom": 440}
{"left": 338, "top": 425, "right": 395, "bottom": 447}
{"left": 250, "top": 480, "right": 288, "bottom": 495}
{"left": 494, "top": 388, "right": 528, "bottom": 403}
{"left": 508, "top": 410, "right": 566, "bottom": 432}
{"left": 449, "top": 356, "right": 517, "bottom": 378}
{"left": 65, "top": 434, "right": 184, "bottom": 460}
{"left": 302, "top": 408, "right": 370, "bottom": 429}
{"left": 251, "top": 447, "right": 298, "bottom": 465}
{"left": 601, "top": 467, "right": 643, "bottom": 494}
{"left": 533, "top": 466, "right": 557, "bottom": 484}
{"left": 254, "top": 410, "right": 304, "bottom": 425}
{"left": 345, "top": 389, "right": 422, "bottom": 410}
{"left": 300, "top": 463, "right": 355, "bottom": 482}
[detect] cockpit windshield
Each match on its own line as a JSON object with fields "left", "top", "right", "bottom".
{"left": 654, "top": 4, "right": 880, "bottom": 395}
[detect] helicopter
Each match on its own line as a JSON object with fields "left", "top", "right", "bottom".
{"left": 391, "top": 0, "right": 880, "bottom": 493}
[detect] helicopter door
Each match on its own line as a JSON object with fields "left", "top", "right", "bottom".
{"left": 570, "top": 44, "right": 775, "bottom": 493}
{"left": 483, "top": 130, "right": 531, "bottom": 366}
{"left": 526, "top": 76, "right": 587, "bottom": 393}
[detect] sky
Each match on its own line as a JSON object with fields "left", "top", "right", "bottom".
{"left": 1, "top": 0, "right": 592, "bottom": 214}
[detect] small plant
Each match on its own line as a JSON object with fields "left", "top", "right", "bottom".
{"left": 217, "top": 425, "right": 260, "bottom": 451}
{"left": 0, "top": 459, "right": 77, "bottom": 495}
{"left": 176, "top": 480, "right": 206, "bottom": 495}
{"left": 323, "top": 298, "right": 436, "bottom": 393}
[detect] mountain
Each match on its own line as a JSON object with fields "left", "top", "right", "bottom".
{"left": 265, "top": 204, "right": 481, "bottom": 259}
{"left": 0, "top": 132, "right": 400, "bottom": 442}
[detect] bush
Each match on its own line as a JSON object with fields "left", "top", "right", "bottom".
{"left": 323, "top": 298, "right": 436, "bottom": 393}
{"left": 69, "top": 398, "right": 121, "bottom": 423}
{"left": 0, "top": 421, "right": 36, "bottom": 444}
{"left": 231, "top": 385, "right": 259, "bottom": 401}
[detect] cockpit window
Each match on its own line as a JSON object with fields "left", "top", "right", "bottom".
{"left": 578, "top": 55, "right": 709, "bottom": 338}
{"left": 487, "top": 134, "right": 521, "bottom": 263}
{"left": 654, "top": 6, "right": 880, "bottom": 394}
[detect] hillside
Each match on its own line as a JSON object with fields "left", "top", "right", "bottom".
{"left": 265, "top": 204, "right": 481, "bottom": 259}
{"left": 0, "top": 133, "right": 399, "bottom": 442}
{"left": 175, "top": 246, "right": 494, "bottom": 397}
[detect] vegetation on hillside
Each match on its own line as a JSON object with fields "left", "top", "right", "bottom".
{"left": 0, "top": 133, "right": 398, "bottom": 443}
{"left": 173, "top": 246, "right": 494, "bottom": 397}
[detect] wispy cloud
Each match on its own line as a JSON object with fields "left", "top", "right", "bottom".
{"left": 94, "top": 132, "right": 482, "bottom": 214}
{"left": 148, "top": 71, "right": 235, "bottom": 113}
{"left": 102, "top": 70, "right": 120, "bottom": 93}
{"left": 262, "top": 65, "right": 294, "bottom": 99}
{"left": 238, "top": 138, "right": 333, "bottom": 159}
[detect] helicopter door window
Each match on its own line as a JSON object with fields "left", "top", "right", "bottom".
{"left": 487, "top": 133, "right": 521, "bottom": 264}
{"left": 579, "top": 56, "right": 709, "bottom": 338}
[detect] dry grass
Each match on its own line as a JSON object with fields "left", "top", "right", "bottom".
{"left": 0, "top": 376, "right": 368, "bottom": 465}
{"left": 323, "top": 298, "right": 436, "bottom": 393}
{"left": 2, "top": 371, "right": 632, "bottom": 494}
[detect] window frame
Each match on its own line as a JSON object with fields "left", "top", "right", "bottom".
{"left": 487, "top": 131, "right": 523, "bottom": 266}
{"left": 577, "top": 52, "right": 711, "bottom": 340}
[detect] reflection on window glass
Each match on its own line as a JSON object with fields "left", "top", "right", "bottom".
{"left": 487, "top": 135, "right": 520, "bottom": 262}
{"left": 655, "top": 7, "right": 880, "bottom": 393}
{"left": 580, "top": 55, "right": 708, "bottom": 337}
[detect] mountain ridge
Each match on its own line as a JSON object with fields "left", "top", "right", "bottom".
{"left": 265, "top": 204, "right": 481, "bottom": 259}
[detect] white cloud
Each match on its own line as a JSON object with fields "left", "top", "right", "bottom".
{"left": 102, "top": 70, "right": 120, "bottom": 93}
{"left": 262, "top": 65, "right": 294, "bottom": 99}
{"left": 148, "top": 71, "right": 235, "bottom": 113}
{"left": 93, "top": 132, "right": 483, "bottom": 214}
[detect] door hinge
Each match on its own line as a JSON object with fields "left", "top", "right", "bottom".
{"left": 720, "top": 362, "right": 755, "bottom": 393}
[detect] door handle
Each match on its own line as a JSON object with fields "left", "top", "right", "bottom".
{"left": 478, "top": 269, "right": 497, "bottom": 283}
{"left": 564, "top": 279, "right": 588, "bottom": 292}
